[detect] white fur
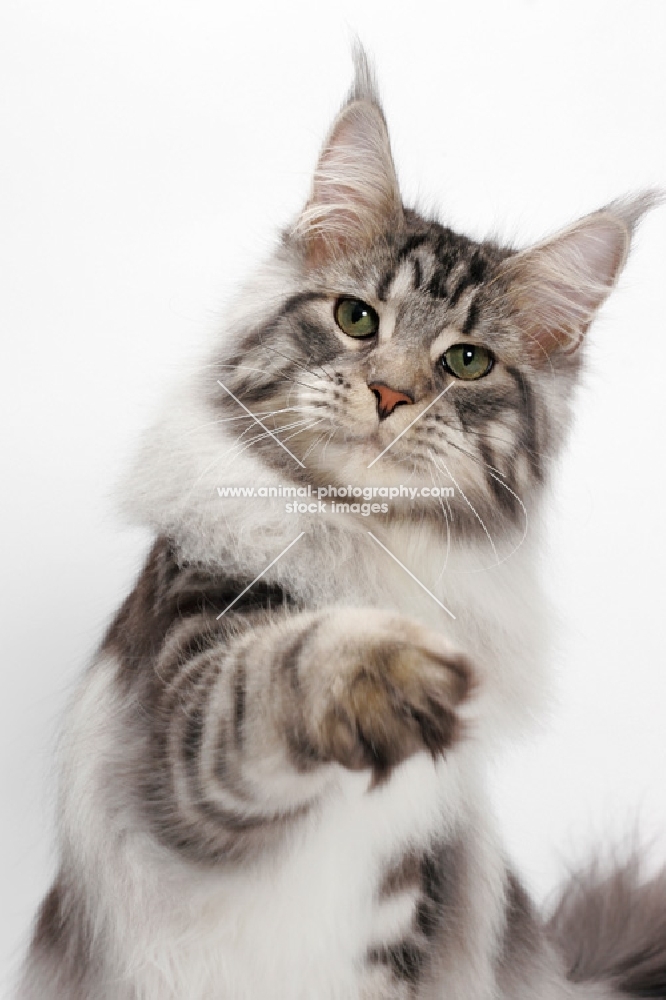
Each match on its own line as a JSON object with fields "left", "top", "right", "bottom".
{"left": 24, "top": 252, "right": 617, "bottom": 999}
{"left": 121, "top": 370, "right": 552, "bottom": 742}
{"left": 54, "top": 653, "right": 507, "bottom": 1000}
{"left": 19, "top": 53, "right": 659, "bottom": 1000}
{"left": 46, "top": 358, "right": 555, "bottom": 999}
{"left": 43, "top": 208, "right": 588, "bottom": 998}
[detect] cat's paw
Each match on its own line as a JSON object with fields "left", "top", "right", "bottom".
{"left": 310, "top": 610, "right": 474, "bottom": 776}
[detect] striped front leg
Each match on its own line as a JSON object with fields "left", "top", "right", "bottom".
{"left": 138, "top": 603, "right": 472, "bottom": 863}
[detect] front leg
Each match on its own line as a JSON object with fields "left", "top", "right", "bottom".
{"left": 288, "top": 609, "right": 472, "bottom": 779}
{"left": 145, "top": 605, "right": 474, "bottom": 862}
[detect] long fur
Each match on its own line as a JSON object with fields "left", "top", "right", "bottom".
{"left": 16, "top": 47, "right": 665, "bottom": 1000}
{"left": 549, "top": 858, "right": 666, "bottom": 996}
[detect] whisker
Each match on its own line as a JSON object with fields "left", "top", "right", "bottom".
{"left": 300, "top": 421, "right": 330, "bottom": 460}
{"left": 428, "top": 432, "right": 530, "bottom": 565}
{"left": 255, "top": 322, "right": 334, "bottom": 390}
{"left": 473, "top": 427, "right": 554, "bottom": 467}
{"left": 421, "top": 415, "right": 553, "bottom": 468}
{"left": 321, "top": 427, "right": 338, "bottom": 460}
{"left": 427, "top": 462, "right": 451, "bottom": 579}
{"left": 240, "top": 417, "right": 315, "bottom": 446}
{"left": 258, "top": 339, "right": 333, "bottom": 385}
{"left": 281, "top": 317, "right": 338, "bottom": 385}
{"left": 186, "top": 413, "right": 317, "bottom": 497}
{"left": 441, "top": 433, "right": 530, "bottom": 536}
{"left": 216, "top": 363, "right": 327, "bottom": 395}
{"left": 278, "top": 417, "right": 327, "bottom": 446}
{"left": 177, "top": 406, "right": 311, "bottom": 441}
{"left": 301, "top": 438, "right": 323, "bottom": 463}
{"left": 315, "top": 362, "right": 336, "bottom": 382}
{"left": 437, "top": 431, "right": 528, "bottom": 506}
{"left": 215, "top": 417, "right": 316, "bottom": 470}
{"left": 429, "top": 450, "right": 500, "bottom": 565}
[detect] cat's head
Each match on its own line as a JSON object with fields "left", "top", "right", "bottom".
{"left": 210, "top": 48, "right": 655, "bottom": 547}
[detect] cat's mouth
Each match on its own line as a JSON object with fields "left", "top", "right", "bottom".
{"left": 344, "top": 423, "right": 418, "bottom": 457}
{"left": 330, "top": 426, "right": 430, "bottom": 476}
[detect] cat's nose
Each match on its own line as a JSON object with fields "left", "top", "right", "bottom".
{"left": 368, "top": 382, "right": 415, "bottom": 421}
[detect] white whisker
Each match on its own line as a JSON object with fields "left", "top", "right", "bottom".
{"left": 429, "top": 451, "right": 500, "bottom": 566}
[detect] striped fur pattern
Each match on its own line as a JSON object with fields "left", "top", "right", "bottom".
{"left": 18, "top": 48, "right": 664, "bottom": 1000}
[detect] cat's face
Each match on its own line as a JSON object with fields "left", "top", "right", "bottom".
{"left": 211, "top": 51, "right": 649, "bottom": 547}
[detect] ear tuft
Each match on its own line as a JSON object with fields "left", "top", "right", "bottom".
{"left": 500, "top": 192, "right": 660, "bottom": 360}
{"left": 605, "top": 189, "right": 664, "bottom": 234}
{"left": 348, "top": 39, "right": 381, "bottom": 105}
{"left": 292, "top": 46, "right": 403, "bottom": 267}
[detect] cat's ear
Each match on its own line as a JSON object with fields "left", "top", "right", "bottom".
{"left": 292, "top": 46, "right": 403, "bottom": 266}
{"left": 499, "top": 193, "right": 659, "bottom": 360}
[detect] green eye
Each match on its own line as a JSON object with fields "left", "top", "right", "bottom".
{"left": 334, "top": 298, "right": 379, "bottom": 339}
{"left": 442, "top": 343, "right": 494, "bottom": 380}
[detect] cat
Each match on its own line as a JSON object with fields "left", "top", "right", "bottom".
{"left": 17, "top": 46, "right": 666, "bottom": 1000}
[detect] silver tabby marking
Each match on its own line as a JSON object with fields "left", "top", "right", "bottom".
{"left": 17, "top": 46, "right": 665, "bottom": 1000}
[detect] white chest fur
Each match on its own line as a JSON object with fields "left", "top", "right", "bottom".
{"left": 154, "top": 758, "right": 460, "bottom": 1000}
{"left": 64, "top": 659, "right": 475, "bottom": 1000}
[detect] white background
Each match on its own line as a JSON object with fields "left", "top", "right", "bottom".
{"left": 1, "top": 0, "right": 665, "bottom": 992}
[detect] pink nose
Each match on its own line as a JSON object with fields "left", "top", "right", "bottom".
{"left": 368, "top": 382, "right": 415, "bottom": 420}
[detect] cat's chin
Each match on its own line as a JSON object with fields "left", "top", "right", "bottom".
{"left": 306, "top": 435, "right": 429, "bottom": 485}
{"left": 337, "top": 426, "right": 406, "bottom": 456}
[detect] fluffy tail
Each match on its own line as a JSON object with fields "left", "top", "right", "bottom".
{"left": 548, "top": 858, "right": 666, "bottom": 997}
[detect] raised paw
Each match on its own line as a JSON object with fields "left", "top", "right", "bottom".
{"left": 303, "top": 610, "right": 475, "bottom": 777}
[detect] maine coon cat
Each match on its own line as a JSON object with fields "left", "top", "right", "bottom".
{"left": 18, "top": 48, "right": 666, "bottom": 1000}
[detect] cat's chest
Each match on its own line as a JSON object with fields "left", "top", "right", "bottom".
{"left": 155, "top": 753, "right": 458, "bottom": 1000}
